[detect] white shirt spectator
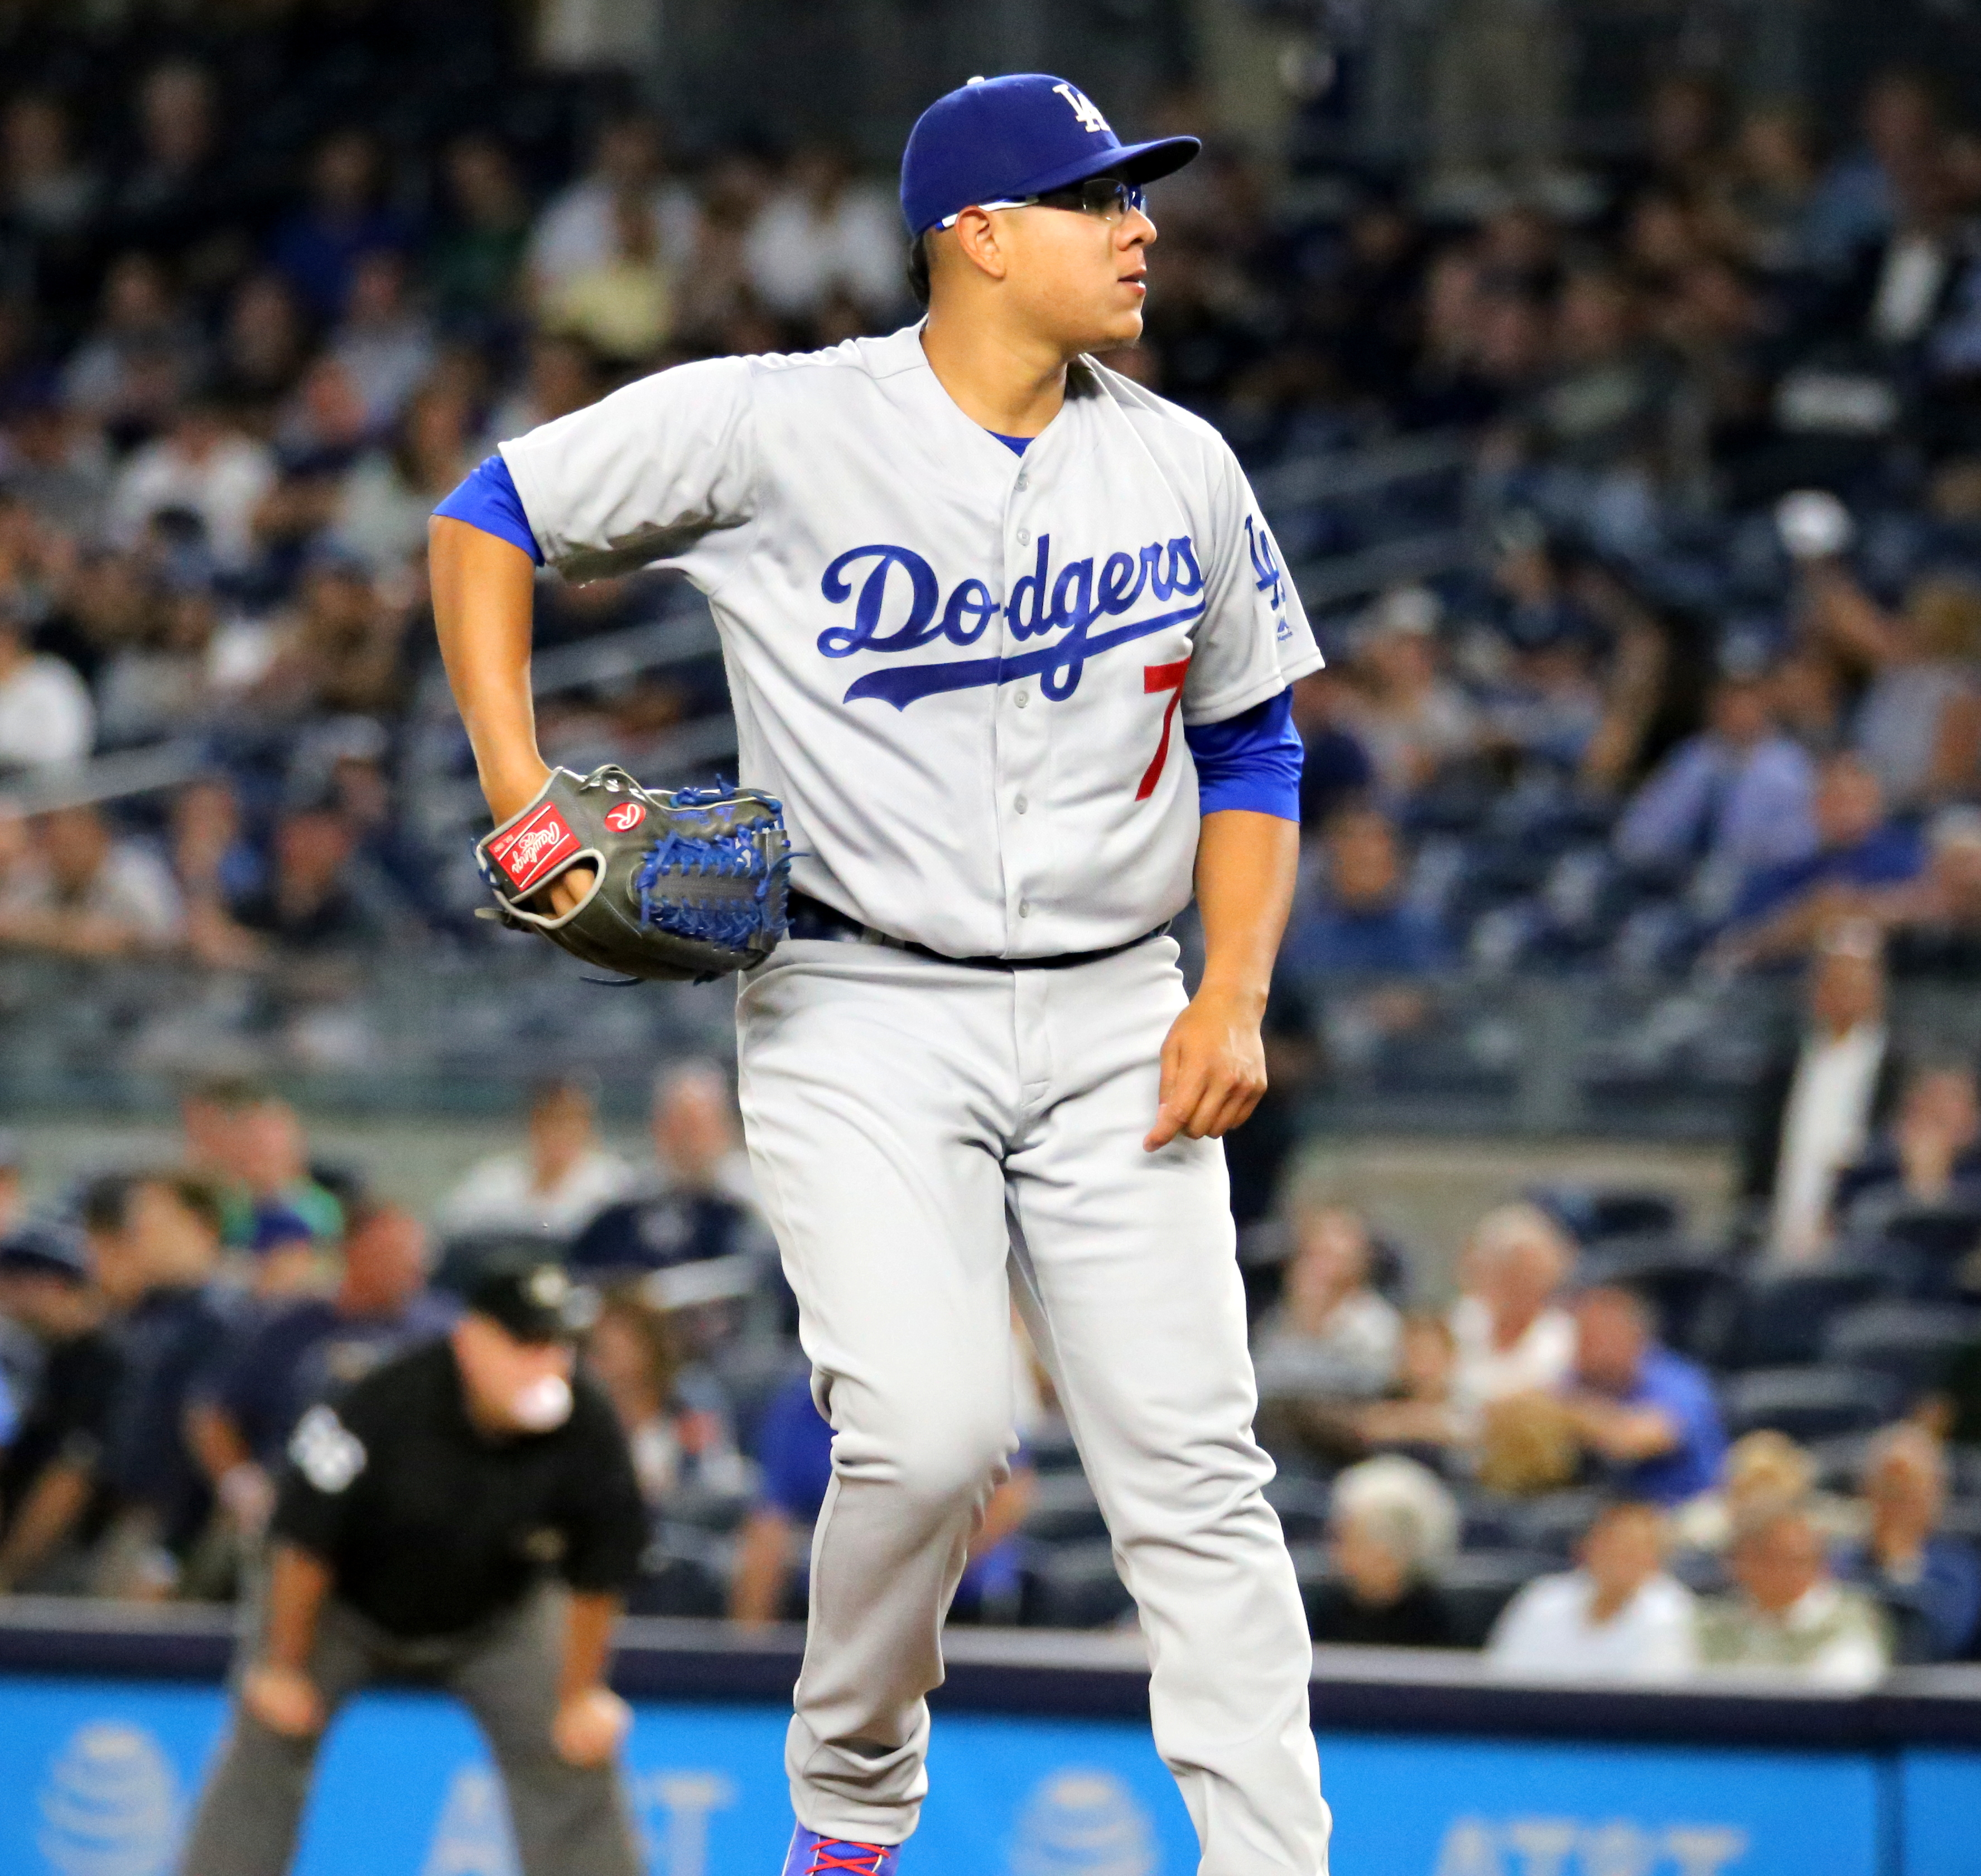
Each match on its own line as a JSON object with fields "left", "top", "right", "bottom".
{"left": 437, "top": 1146, "right": 632, "bottom": 1243}
{"left": 108, "top": 425, "right": 276, "bottom": 571}
{"left": 1449, "top": 1293, "right": 1578, "bottom": 1409}
{"left": 528, "top": 179, "right": 699, "bottom": 290}
{"left": 0, "top": 837, "right": 183, "bottom": 944}
{"left": 1254, "top": 1291, "right": 1402, "bottom": 1401}
{"left": 1770, "top": 1021, "right": 1886, "bottom": 1262}
{"left": 743, "top": 175, "right": 903, "bottom": 319}
{"left": 1488, "top": 1568, "right": 1698, "bottom": 1682}
{"left": 0, "top": 649, "right": 93, "bottom": 769}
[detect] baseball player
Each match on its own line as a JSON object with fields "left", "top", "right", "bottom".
{"left": 430, "top": 72, "right": 1330, "bottom": 1876}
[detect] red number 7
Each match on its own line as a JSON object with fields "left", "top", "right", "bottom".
{"left": 1135, "top": 657, "right": 1192, "bottom": 800}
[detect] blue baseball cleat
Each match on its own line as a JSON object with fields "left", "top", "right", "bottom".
{"left": 782, "top": 1826, "right": 901, "bottom": 1874}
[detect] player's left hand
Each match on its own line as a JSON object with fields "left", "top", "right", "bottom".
{"left": 1144, "top": 982, "right": 1267, "bottom": 1151}
{"left": 552, "top": 1685, "right": 632, "bottom": 1767}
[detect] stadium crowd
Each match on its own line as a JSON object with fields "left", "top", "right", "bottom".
{"left": 0, "top": 1045, "right": 1979, "bottom": 1679}
{"left": 3, "top": 2, "right": 1981, "bottom": 1674}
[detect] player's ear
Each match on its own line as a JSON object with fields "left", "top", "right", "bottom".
{"left": 944, "top": 211, "right": 1009, "bottom": 286}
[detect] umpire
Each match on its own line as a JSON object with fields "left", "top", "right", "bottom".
{"left": 179, "top": 1250, "right": 648, "bottom": 1876}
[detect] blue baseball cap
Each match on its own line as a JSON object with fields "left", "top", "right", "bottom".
{"left": 900, "top": 73, "right": 1200, "bottom": 237}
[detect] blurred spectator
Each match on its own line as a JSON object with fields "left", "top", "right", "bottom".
{"left": 1804, "top": 68, "right": 1941, "bottom": 272}
{"left": 1487, "top": 1499, "right": 1697, "bottom": 1681}
{"left": 542, "top": 186, "right": 674, "bottom": 364}
{"left": 1355, "top": 1312, "right": 1465, "bottom": 1458}
{"left": 1307, "top": 1454, "right": 1458, "bottom": 1647}
{"left": 109, "top": 60, "right": 240, "bottom": 269}
{"left": 232, "top": 799, "right": 398, "bottom": 956}
{"left": 218, "top": 1089, "right": 343, "bottom": 1253}
{"left": 1835, "top": 1063, "right": 1981, "bottom": 1222}
{"left": 1720, "top": 753, "right": 1924, "bottom": 962}
{"left": 1253, "top": 1202, "right": 1402, "bottom": 1404}
{"left": 1672, "top": 1429, "right": 1858, "bottom": 1565}
{"left": 59, "top": 252, "right": 198, "bottom": 438}
{"left": 0, "top": 1135, "right": 20, "bottom": 1239}
{"left": 1835, "top": 1425, "right": 1981, "bottom": 1661}
{"left": 268, "top": 127, "right": 408, "bottom": 323}
{"left": 1614, "top": 660, "right": 1817, "bottom": 886}
{"left": 427, "top": 135, "right": 531, "bottom": 332}
{"left": 438, "top": 1076, "right": 631, "bottom": 1246}
{"left": 332, "top": 378, "right": 474, "bottom": 575}
{"left": 527, "top": 114, "right": 697, "bottom": 308}
{"left": 1555, "top": 1286, "right": 1726, "bottom": 1506}
{"left": 327, "top": 250, "right": 435, "bottom": 429}
{"left": 1742, "top": 922, "right": 1902, "bottom": 1262}
{"left": 0, "top": 804, "right": 183, "bottom": 958}
{"left": 0, "top": 596, "right": 91, "bottom": 770}
{"left": 584, "top": 1286, "right": 750, "bottom": 1513}
{"left": 1346, "top": 586, "right": 1479, "bottom": 802}
{"left": 0, "top": 1219, "right": 117, "bottom": 1594}
{"left": 1283, "top": 806, "right": 1447, "bottom": 976}
{"left": 743, "top": 143, "right": 902, "bottom": 324}
{"left": 245, "top": 552, "right": 411, "bottom": 720}
{"left": 1448, "top": 1202, "right": 1577, "bottom": 1419}
{"left": 81, "top": 1171, "right": 237, "bottom": 1597}
{"left": 1, "top": 390, "right": 110, "bottom": 537}
{"left": 105, "top": 394, "right": 276, "bottom": 572}
{"left": 3, "top": 91, "right": 100, "bottom": 244}
{"left": 1883, "top": 807, "right": 1981, "bottom": 980}
{"left": 570, "top": 1062, "right": 765, "bottom": 1276}
{"left": 730, "top": 1368, "right": 1032, "bottom": 1627}
{"left": 187, "top": 1202, "right": 446, "bottom": 1543}
{"left": 1801, "top": 563, "right": 1981, "bottom": 811}
{"left": 1288, "top": 671, "right": 1375, "bottom": 827}
{"left": 211, "top": 273, "right": 312, "bottom": 418}
{"left": 1695, "top": 1498, "right": 1890, "bottom": 1686}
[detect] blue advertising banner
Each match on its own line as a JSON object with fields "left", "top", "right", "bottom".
{"left": 1897, "top": 1748, "right": 1981, "bottom": 1876}
{"left": 0, "top": 1675, "right": 1897, "bottom": 1875}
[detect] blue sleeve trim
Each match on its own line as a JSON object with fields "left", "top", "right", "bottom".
{"left": 432, "top": 453, "right": 544, "bottom": 566}
{"left": 1184, "top": 688, "right": 1303, "bottom": 821}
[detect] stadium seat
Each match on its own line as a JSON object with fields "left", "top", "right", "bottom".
{"left": 1023, "top": 1421, "right": 1084, "bottom": 1476}
{"left": 1530, "top": 1185, "right": 1683, "bottom": 1246}
{"left": 1021, "top": 1540, "right": 1132, "bottom": 1628}
{"left": 1700, "top": 1267, "right": 1895, "bottom": 1370}
{"left": 1575, "top": 1236, "right": 1731, "bottom": 1356}
{"left": 1020, "top": 1473, "right": 1110, "bottom": 1544}
{"left": 1719, "top": 1366, "right": 1904, "bottom": 1443}
{"left": 1435, "top": 1552, "right": 1557, "bottom": 1649}
{"left": 1822, "top": 1303, "right": 1981, "bottom": 1396}
{"left": 1264, "top": 1473, "right": 1334, "bottom": 1541}
{"left": 1505, "top": 1490, "right": 1608, "bottom": 1560}
{"left": 1880, "top": 1203, "right": 1981, "bottom": 1266}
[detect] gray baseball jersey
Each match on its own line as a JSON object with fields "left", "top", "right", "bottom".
{"left": 498, "top": 324, "right": 1320, "bottom": 959}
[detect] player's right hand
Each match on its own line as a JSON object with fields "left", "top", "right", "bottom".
{"left": 243, "top": 1662, "right": 327, "bottom": 1739}
{"left": 485, "top": 763, "right": 596, "bottom": 916}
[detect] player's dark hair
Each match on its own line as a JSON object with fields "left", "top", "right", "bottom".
{"left": 906, "top": 234, "right": 930, "bottom": 310}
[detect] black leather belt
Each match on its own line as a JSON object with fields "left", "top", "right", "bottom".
{"left": 785, "top": 891, "right": 1166, "bottom": 971}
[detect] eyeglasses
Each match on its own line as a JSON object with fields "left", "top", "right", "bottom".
{"left": 937, "top": 177, "right": 1149, "bottom": 230}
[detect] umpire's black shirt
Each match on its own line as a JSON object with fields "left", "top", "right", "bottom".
{"left": 272, "top": 1338, "right": 645, "bottom": 1638}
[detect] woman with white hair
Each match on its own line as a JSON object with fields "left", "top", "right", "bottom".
{"left": 1308, "top": 1454, "right": 1460, "bottom": 1648}
{"left": 1448, "top": 1202, "right": 1578, "bottom": 1421}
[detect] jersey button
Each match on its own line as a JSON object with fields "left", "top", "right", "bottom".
{"left": 1017, "top": 528, "right": 1030, "bottom": 544}
{"left": 1014, "top": 689, "right": 1030, "bottom": 708}
{"left": 1015, "top": 794, "right": 1029, "bottom": 814}
{"left": 1019, "top": 900, "right": 1032, "bottom": 917}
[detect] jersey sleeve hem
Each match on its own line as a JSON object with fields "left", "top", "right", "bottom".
{"left": 435, "top": 454, "right": 544, "bottom": 566}
{"left": 1180, "top": 649, "right": 1323, "bottom": 728}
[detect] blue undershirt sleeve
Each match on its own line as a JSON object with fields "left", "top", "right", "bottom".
{"left": 432, "top": 453, "right": 544, "bottom": 566}
{"left": 1183, "top": 688, "right": 1304, "bottom": 821}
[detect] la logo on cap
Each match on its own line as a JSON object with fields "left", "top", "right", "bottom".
{"left": 1053, "top": 82, "right": 1111, "bottom": 134}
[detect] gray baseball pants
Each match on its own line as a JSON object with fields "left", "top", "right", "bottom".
{"left": 737, "top": 934, "right": 1331, "bottom": 1873}
{"left": 176, "top": 1581, "right": 641, "bottom": 1876}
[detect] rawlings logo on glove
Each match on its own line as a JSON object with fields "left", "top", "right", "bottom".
{"left": 474, "top": 765, "right": 791, "bottom": 983}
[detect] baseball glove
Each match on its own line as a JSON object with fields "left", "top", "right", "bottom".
{"left": 474, "top": 764, "right": 791, "bottom": 982}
